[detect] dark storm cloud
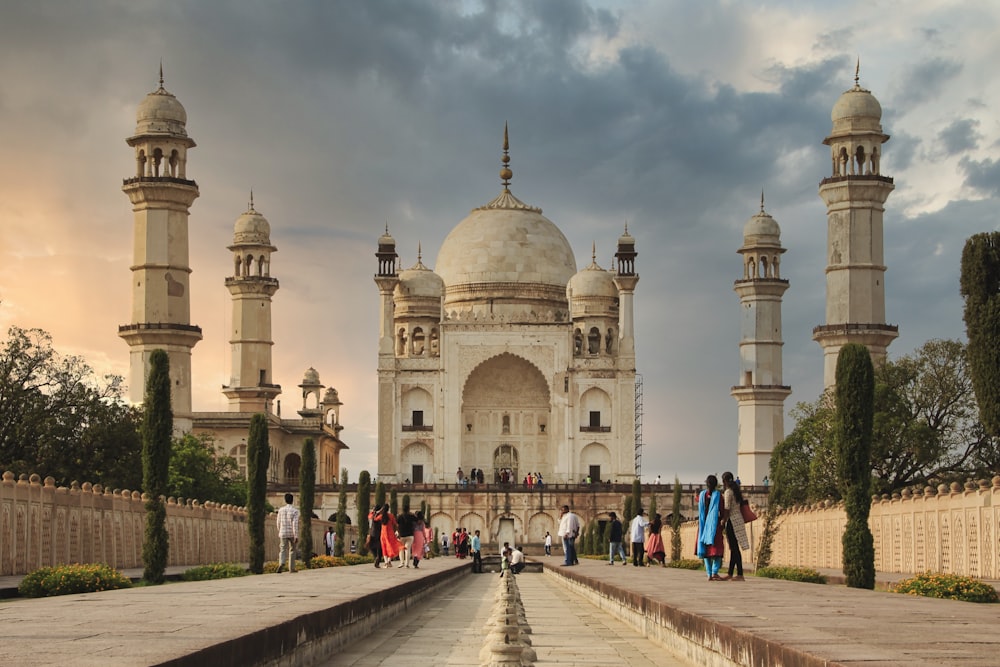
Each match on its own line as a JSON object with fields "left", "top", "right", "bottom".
{"left": 937, "top": 118, "right": 981, "bottom": 156}
{"left": 959, "top": 156, "right": 1000, "bottom": 197}
{"left": 891, "top": 57, "right": 963, "bottom": 107}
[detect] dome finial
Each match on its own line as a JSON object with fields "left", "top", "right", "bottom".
{"left": 592, "top": 241, "right": 597, "bottom": 263}
{"left": 854, "top": 57, "right": 860, "bottom": 87}
{"left": 159, "top": 60, "right": 164, "bottom": 89}
{"left": 500, "top": 122, "right": 513, "bottom": 190}
{"left": 760, "top": 189, "right": 765, "bottom": 213}
{"left": 417, "top": 242, "right": 422, "bottom": 263}
{"left": 249, "top": 189, "right": 256, "bottom": 212}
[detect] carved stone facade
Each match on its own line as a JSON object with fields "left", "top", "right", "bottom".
{"left": 375, "top": 130, "right": 640, "bottom": 488}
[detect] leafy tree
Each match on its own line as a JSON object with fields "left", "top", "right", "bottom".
{"left": 835, "top": 343, "right": 875, "bottom": 590}
{"left": 141, "top": 349, "right": 171, "bottom": 584}
{"left": 334, "top": 468, "right": 348, "bottom": 557}
{"left": 168, "top": 434, "right": 245, "bottom": 506}
{"left": 670, "top": 476, "right": 682, "bottom": 561}
{"left": 356, "top": 470, "right": 371, "bottom": 555}
{"left": 961, "top": 231, "right": 1000, "bottom": 438}
{"left": 0, "top": 326, "right": 142, "bottom": 489}
{"left": 770, "top": 394, "right": 836, "bottom": 506}
{"left": 299, "top": 438, "right": 316, "bottom": 562}
{"left": 246, "top": 414, "right": 270, "bottom": 573}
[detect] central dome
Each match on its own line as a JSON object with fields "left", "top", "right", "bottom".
{"left": 435, "top": 188, "right": 577, "bottom": 313}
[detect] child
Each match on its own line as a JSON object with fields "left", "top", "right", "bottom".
{"left": 499, "top": 547, "right": 511, "bottom": 578}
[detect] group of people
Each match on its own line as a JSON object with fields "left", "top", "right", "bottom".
{"left": 696, "top": 471, "right": 750, "bottom": 581}
{"left": 367, "top": 503, "right": 434, "bottom": 569}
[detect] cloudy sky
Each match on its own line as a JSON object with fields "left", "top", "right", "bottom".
{"left": 1, "top": 1, "right": 998, "bottom": 483}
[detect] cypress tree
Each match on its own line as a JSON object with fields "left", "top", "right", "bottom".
{"left": 623, "top": 496, "right": 634, "bottom": 525}
{"left": 141, "top": 349, "right": 172, "bottom": 584}
{"left": 960, "top": 232, "right": 1000, "bottom": 438}
{"left": 402, "top": 494, "right": 410, "bottom": 513}
{"left": 299, "top": 438, "right": 316, "bottom": 564}
{"left": 670, "top": 476, "right": 682, "bottom": 562}
{"left": 246, "top": 413, "right": 270, "bottom": 573}
{"left": 389, "top": 488, "right": 398, "bottom": 515}
{"left": 649, "top": 493, "right": 657, "bottom": 517}
{"left": 356, "top": 470, "right": 371, "bottom": 555}
{"left": 835, "top": 343, "right": 876, "bottom": 589}
{"left": 334, "top": 468, "right": 348, "bottom": 557}
{"left": 631, "top": 479, "right": 642, "bottom": 518}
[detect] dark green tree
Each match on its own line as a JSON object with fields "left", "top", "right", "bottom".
{"left": 961, "top": 232, "right": 1000, "bottom": 438}
{"left": 299, "top": 438, "right": 316, "bottom": 563}
{"left": 374, "top": 481, "right": 386, "bottom": 510}
{"left": 623, "top": 496, "right": 634, "bottom": 525}
{"left": 835, "top": 343, "right": 876, "bottom": 589}
{"left": 141, "top": 349, "right": 172, "bottom": 584}
{"left": 356, "top": 470, "right": 371, "bottom": 555}
{"left": 168, "top": 433, "right": 245, "bottom": 506}
{"left": 246, "top": 413, "right": 270, "bottom": 573}
{"left": 402, "top": 494, "right": 410, "bottom": 513}
{"left": 334, "top": 468, "right": 348, "bottom": 557}
{"left": 631, "top": 479, "right": 642, "bottom": 518}
{"left": 649, "top": 493, "right": 657, "bottom": 518}
{"left": 0, "top": 326, "right": 142, "bottom": 489}
{"left": 389, "top": 487, "right": 397, "bottom": 515}
{"left": 670, "top": 476, "right": 682, "bottom": 562}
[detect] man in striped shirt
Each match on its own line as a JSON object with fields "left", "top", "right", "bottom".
{"left": 276, "top": 493, "right": 300, "bottom": 573}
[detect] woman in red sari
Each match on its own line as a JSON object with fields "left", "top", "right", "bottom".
{"left": 378, "top": 504, "right": 402, "bottom": 568}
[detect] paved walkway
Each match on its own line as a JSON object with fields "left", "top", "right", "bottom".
{"left": 2, "top": 558, "right": 999, "bottom": 666}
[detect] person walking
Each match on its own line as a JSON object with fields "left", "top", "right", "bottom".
{"left": 411, "top": 511, "right": 427, "bottom": 568}
{"left": 276, "top": 493, "right": 299, "bottom": 573}
{"left": 324, "top": 526, "right": 335, "bottom": 557}
{"left": 471, "top": 529, "right": 483, "bottom": 573}
{"left": 645, "top": 513, "right": 666, "bottom": 566}
{"left": 697, "top": 474, "right": 725, "bottom": 580}
{"left": 628, "top": 509, "right": 648, "bottom": 567}
{"left": 721, "top": 471, "right": 750, "bottom": 581}
{"left": 368, "top": 505, "right": 384, "bottom": 568}
{"left": 378, "top": 504, "right": 402, "bottom": 569}
{"left": 607, "top": 512, "right": 627, "bottom": 565}
{"left": 396, "top": 507, "right": 416, "bottom": 567}
{"left": 543, "top": 531, "right": 552, "bottom": 557}
{"left": 557, "top": 504, "right": 581, "bottom": 566}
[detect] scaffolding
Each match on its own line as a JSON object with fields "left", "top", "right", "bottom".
{"left": 634, "top": 373, "right": 643, "bottom": 479}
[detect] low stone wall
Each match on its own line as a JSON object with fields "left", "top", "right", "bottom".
{"left": 0, "top": 471, "right": 330, "bottom": 576}
{"left": 680, "top": 477, "right": 1000, "bottom": 579}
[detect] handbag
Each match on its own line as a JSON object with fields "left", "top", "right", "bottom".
{"left": 739, "top": 499, "right": 757, "bottom": 523}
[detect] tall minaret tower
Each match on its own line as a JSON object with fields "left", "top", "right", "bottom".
{"left": 731, "top": 197, "right": 791, "bottom": 485}
{"left": 613, "top": 224, "right": 639, "bottom": 358}
{"left": 222, "top": 196, "right": 281, "bottom": 413}
{"left": 373, "top": 225, "right": 399, "bottom": 473}
{"left": 814, "top": 65, "right": 897, "bottom": 387}
{"left": 119, "top": 69, "right": 201, "bottom": 426}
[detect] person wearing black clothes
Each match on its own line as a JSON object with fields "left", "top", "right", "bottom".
{"left": 607, "top": 512, "right": 627, "bottom": 564}
{"left": 396, "top": 508, "right": 415, "bottom": 568}
{"left": 368, "top": 506, "right": 384, "bottom": 568}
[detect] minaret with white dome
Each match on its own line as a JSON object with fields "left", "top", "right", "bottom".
{"left": 222, "top": 194, "right": 281, "bottom": 413}
{"left": 732, "top": 196, "right": 791, "bottom": 484}
{"left": 814, "top": 64, "right": 898, "bottom": 386}
{"left": 118, "top": 68, "right": 201, "bottom": 426}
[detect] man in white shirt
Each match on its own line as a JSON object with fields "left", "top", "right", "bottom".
{"left": 509, "top": 546, "right": 526, "bottom": 574}
{"left": 557, "top": 504, "right": 581, "bottom": 566}
{"left": 276, "top": 493, "right": 300, "bottom": 573}
{"left": 628, "top": 509, "right": 649, "bottom": 567}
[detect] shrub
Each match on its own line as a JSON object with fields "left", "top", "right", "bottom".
{"left": 180, "top": 563, "right": 250, "bottom": 581}
{"left": 666, "top": 558, "right": 703, "bottom": 570}
{"left": 891, "top": 572, "right": 999, "bottom": 603}
{"left": 309, "top": 555, "right": 343, "bottom": 568}
{"left": 755, "top": 566, "right": 826, "bottom": 584}
{"left": 19, "top": 563, "right": 132, "bottom": 598}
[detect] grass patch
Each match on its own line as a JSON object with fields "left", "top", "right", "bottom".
{"left": 890, "top": 572, "right": 998, "bottom": 603}
{"left": 666, "top": 558, "right": 704, "bottom": 570}
{"left": 755, "top": 566, "right": 826, "bottom": 584}
{"left": 18, "top": 563, "right": 132, "bottom": 598}
{"left": 180, "top": 563, "right": 250, "bottom": 581}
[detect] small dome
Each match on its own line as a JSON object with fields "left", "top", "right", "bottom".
{"left": 568, "top": 259, "right": 617, "bottom": 300}
{"left": 396, "top": 258, "right": 444, "bottom": 299}
{"left": 617, "top": 228, "right": 635, "bottom": 249}
{"left": 323, "top": 387, "right": 341, "bottom": 404}
{"left": 301, "top": 367, "right": 321, "bottom": 385}
{"left": 233, "top": 207, "right": 271, "bottom": 245}
{"left": 135, "top": 85, "right": 188, "bottom": 136}
{"left": 743, "top": 211, "right": 781, "bottom": 241}
{"left": 831, "top": 84, "right": 883, "bottom": 134}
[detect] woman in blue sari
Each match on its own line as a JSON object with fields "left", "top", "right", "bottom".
{"left": 696, "top": 474, "right": 725, "bottom": 580}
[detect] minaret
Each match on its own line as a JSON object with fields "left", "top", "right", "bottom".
{"left": 373, "top": 224, "right": 399, "bottom": 474}
{"left": 612, "top": 223, "right": 639, "bottom": 358}
{"left": 118, "top": 68, "right": 201, "bottom": 427}
{"left": 814, "top": 63, "right": 897, "bottom": 386}
{"left": 731, "top": 196, "right": 791, "bottom": 485}
{"left": 222, "top": 195, "right": 281, "bottom": 413}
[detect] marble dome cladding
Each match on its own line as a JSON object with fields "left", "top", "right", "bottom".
{"left": 434, "top": 207, "right": 578, "bottom": 296}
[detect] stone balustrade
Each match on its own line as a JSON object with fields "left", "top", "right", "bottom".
{"left": 681, "top": 477, "right": 1000, "bottom": 578}
{"left": 0, "top": 471, "right": 329, "bottom": 576}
